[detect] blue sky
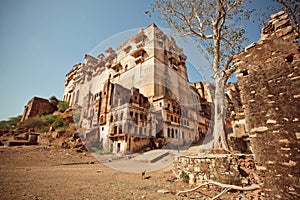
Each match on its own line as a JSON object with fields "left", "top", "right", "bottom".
{"left": 0, "top": 0, "right": 280, "bottom": 120}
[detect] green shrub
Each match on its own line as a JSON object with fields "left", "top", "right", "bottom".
{"left": 39, "top": 125, "right": 50, "bottom": 132}
{"left": 53, "top": 116, "right": 69, "bottom": 129}
{"left": 180, "top": 171, "right": 189, "bottom": 183}
{"left": 0, "top": 115, "right": 22, "bottom": 129}
{"left": 73, "top": 112, "right": 81, "bottom": 124}
{"left": 19, "top": 116, "right": 45, "bottom": 131}
{"left": 58, "top": 101, "right": 69, "bottom": 112}
{"left": 53, "top": 117, "right": 63, "bottom": 128}
{"left": 42, "top": 114, "right": 58, "bottom": 125}
{"left": 0, "top": 121, "right": 10, "bottom": 129}
{"left": 49, "top": 96, "right": 59, "bottom": 107}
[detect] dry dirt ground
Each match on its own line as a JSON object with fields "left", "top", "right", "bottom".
{"left": 0, "top": 145, "right": 257, "bottom": 200}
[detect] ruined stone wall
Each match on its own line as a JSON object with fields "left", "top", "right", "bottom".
{"left": 173, "top": 154, "right": 258, "bottom": 186}
{"left": 21, "top": 97, "right": 57, "bottom": 122}
{"left": 235, "top": 11, "right": 300, "bottom": 199}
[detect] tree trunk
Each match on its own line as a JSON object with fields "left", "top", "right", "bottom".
{"left": 212, "top": 74, "right": 229, "bottom": 150}
{"left": 211, "top": 23, "right": 229, "bottom": 151}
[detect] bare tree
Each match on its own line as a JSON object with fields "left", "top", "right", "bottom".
{"left": 152, "top": 0, "right": 254, "bottom": 150}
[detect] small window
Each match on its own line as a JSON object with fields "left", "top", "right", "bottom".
{"left": 102, "top": 127, "right": 104, "bottom": 131}
{"left": 114, "top": 126, "right": 118, "bottom": 134}
{"left": 159, "top": 102, "right": 162, "bottom": 107}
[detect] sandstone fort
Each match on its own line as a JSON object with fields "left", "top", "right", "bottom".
{"left": 63, "top": 24, "right": 212, "bottom": 154}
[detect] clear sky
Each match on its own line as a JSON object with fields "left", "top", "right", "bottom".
{"left": 0, "top": 0, "right": 281, "bottom": 120}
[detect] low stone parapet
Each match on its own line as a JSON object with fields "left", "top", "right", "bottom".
{"left": 173, "top": 154, "right": 260, "bottom": 186}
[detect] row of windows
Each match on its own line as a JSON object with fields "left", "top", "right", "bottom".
{"left": 164, "top": 103, "right": 181, "bottom": 115}
{"left": 129, "top": 111, "right": 148, "bottom": 122}
{"left": 166, "top": 113, "right": 190, "bottom": 126}
{"left": 182, "top": 119, "right": 190, "bottom": 126}
{"left": 166, "top": 114, "right": 179, "bottom": 123}
{"left": 112, "top": 124, "right": 149, "bottom": 136}
{"left": 110, "top": 112, "right": 124, "bottom": 122}
{"left": 110, "top": 111, "right": 148, "bottom": 123}
{"left": 63, "top": 90, "right": 79, "bottom": 105}
{"left": 167, "top": 128, "right": 192, "bottom": 139}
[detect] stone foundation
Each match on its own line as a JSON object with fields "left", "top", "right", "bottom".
{"left": 173, "top": 154, "right": 259, "bottom": 186}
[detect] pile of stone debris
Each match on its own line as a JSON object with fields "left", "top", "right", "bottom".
{"left": 41, "top": 130, "right": 87, "bottom": 152}
{"left": 0, "top": 129, "right": 87, "bottom": 152}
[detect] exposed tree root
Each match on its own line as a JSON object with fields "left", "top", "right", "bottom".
{"left": 212, "top": 187, "right": 231, "bottom": 200}
{"left": 172, "top": 169, "right": 180, "bottom": 179}
{"left": 176, "top": 180, "right": 260, "bottom": 199}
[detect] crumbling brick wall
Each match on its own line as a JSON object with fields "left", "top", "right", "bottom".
{"left": 235, "top": 11, "right": 300, "bottom": 199}
{"left": 21, "top": 97, "right": 57, "bottom": 122}
{"left": 173, "top": 154, "right": 258, "bottom": 186}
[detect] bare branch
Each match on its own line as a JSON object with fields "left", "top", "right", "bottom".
{"left": 176, "top": 179, "right": 260, "bottom": 196}
{"left": 212, "top": 187, "right": 232, "bottom": 200}
{"left": 223, "top": 56, "right": 236, "bottom": 83}
{"left": 176, "top": 182, "right": 210, "bottom": 195}
{"left": 217, "top": 0, "right": 226, "bottom": 37}
{"left": 224, "top": 55, "right": 234, "bottom": 71}
{"left": 179, "top": 3, "right": 213, "bottom": 39}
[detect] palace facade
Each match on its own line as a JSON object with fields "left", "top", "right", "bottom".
{"left": 63, "top": 24, "right": 211, "bottom": 153}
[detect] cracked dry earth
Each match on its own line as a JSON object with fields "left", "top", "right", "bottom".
{"left": 0, "top": 146, "right": 255, "bottom": 200}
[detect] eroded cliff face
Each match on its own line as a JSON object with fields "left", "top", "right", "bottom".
{"left": 235, "top": 11, "right": 300, "bottom": 199}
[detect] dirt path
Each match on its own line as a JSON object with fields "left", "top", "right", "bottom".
{"left": 0, "top": 146, "right": 255, "bottom": 200}
{"left": 0, "top": 146, "right": 188, "bottom": 200}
